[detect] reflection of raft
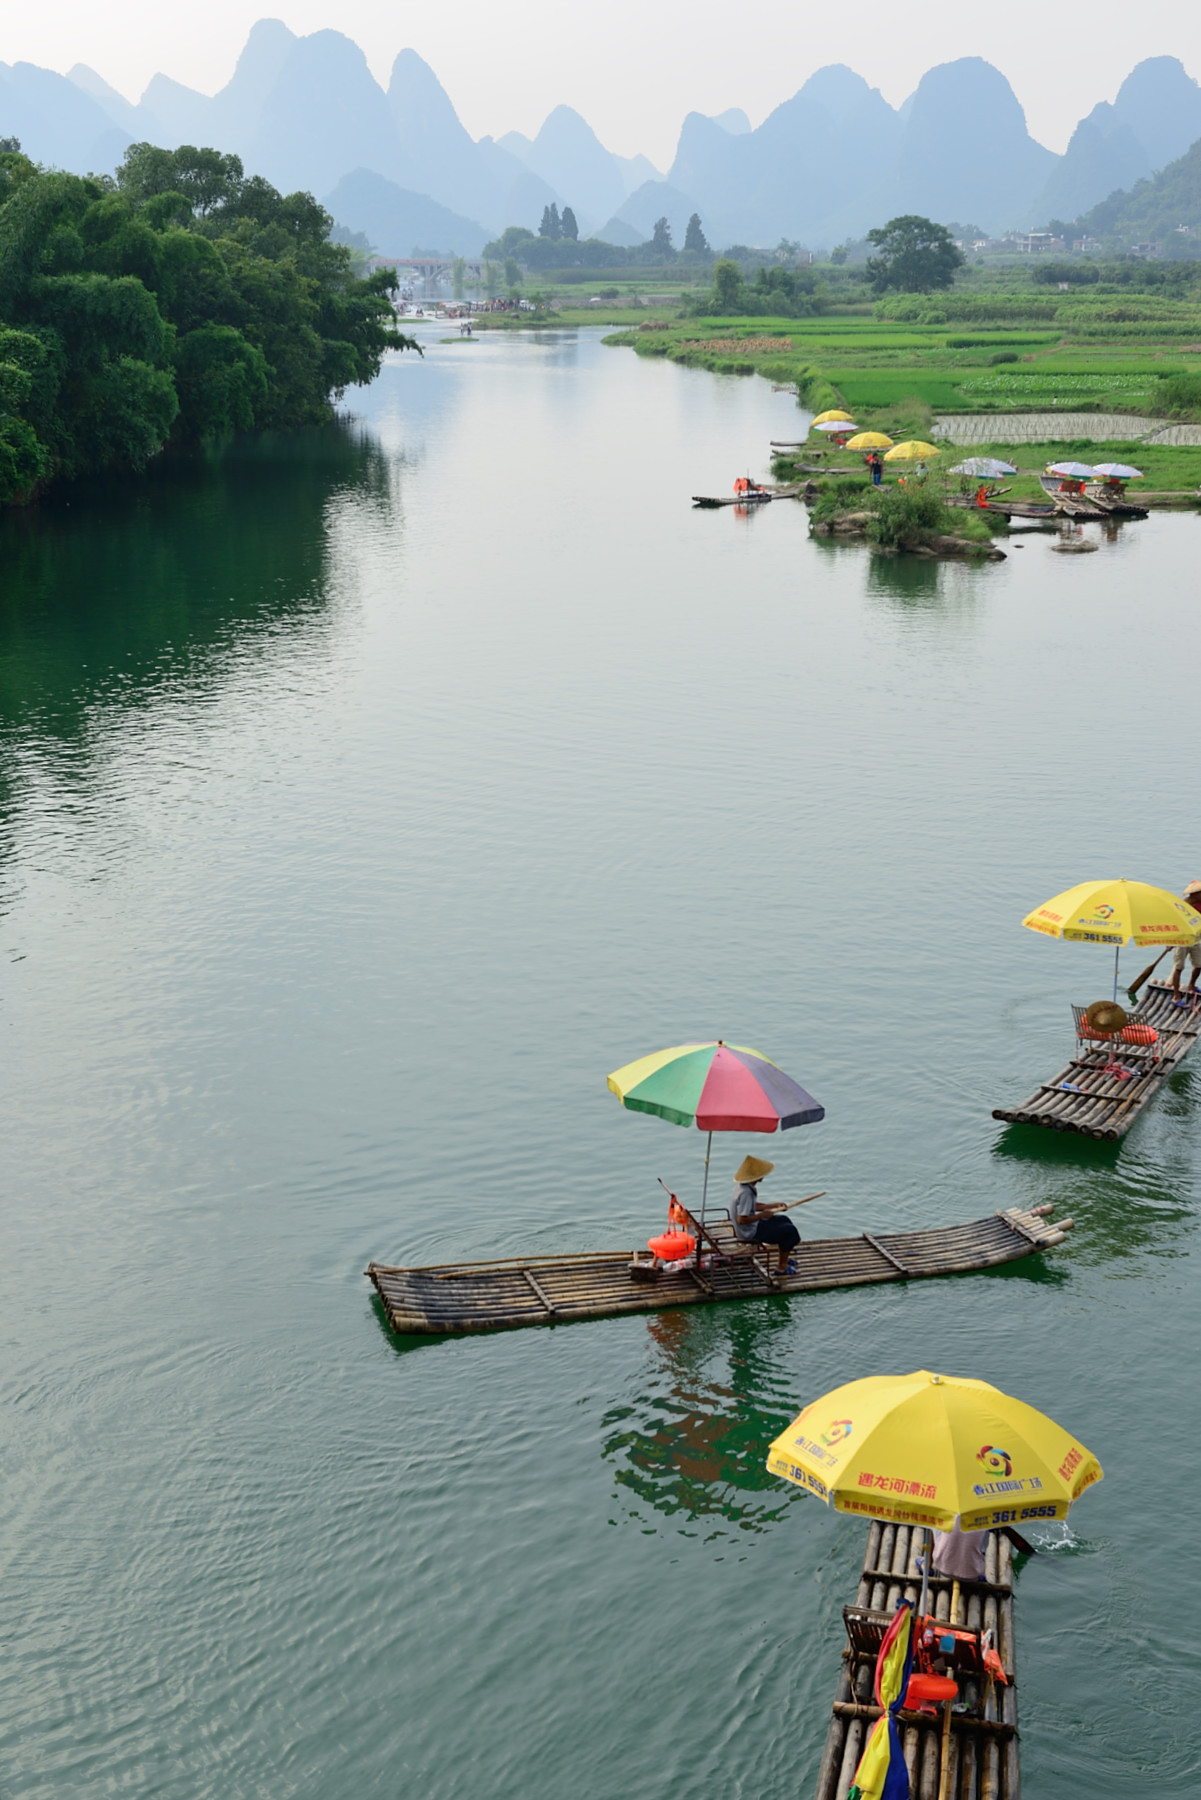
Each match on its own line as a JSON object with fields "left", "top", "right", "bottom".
{"left": 366, "top": 1206, "right": 1071, "bottom": 1337}
{"left": 813, "top": 1520, "right": 1020, "bottom": 1800}
{"left": 992, "top": 980, "right": 1200, "bottom": 1140}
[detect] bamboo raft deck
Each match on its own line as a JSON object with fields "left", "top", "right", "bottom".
{"left": 367, "top": 1206, "right": 1071, "bottom": 1337}
{"left": 1036, "top": 475, "right": 1148, "bottom": 519}
{"left": 814, "top": 1521, "right": 1020, "bottom": 1800}
{"left": 993, "top": 980, "right": 1201, "bottom": 1140}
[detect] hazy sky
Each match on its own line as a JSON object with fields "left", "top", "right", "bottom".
{"left": 5, "top": 0, "right": 1199, "bottom": 164}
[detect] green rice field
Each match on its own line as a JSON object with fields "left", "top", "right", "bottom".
{"left": 597, "top": 304, "right": 1201, "bottom": 427}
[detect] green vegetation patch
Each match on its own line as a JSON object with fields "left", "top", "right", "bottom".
{"left": 0, "top": 142, "right": 412, "bottom": 505}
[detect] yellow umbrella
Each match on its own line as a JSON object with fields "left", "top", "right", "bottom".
{"left": 845, "top": 431, "right": 894, "bottom": 450}
{"left": 812, "top": 409, "right": 854, "bottom": 425}
{"left": 767, "top": 1368, "right": 1101, "bottom": 1533}
{"left": 1022, "top": 878, "right": 1200, "bottom": 946}
{"left": 883, "top": 440, "right": 940, "bottom": 461}
{"left": 1023, "top": 877, "right": 1201, "bottom": 998}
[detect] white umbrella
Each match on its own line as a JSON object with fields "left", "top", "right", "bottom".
{"left": 813, "top": 420, "right": 856, "bottom": 434}
{"left": 950, "top": 457, "right": 1017, "bottom": 478}
{"left": 1047, "top": 461, "right": 1096, "bottom": 479}
{"left": 1092, "top": 463, "right": 1144, "bottom": 480}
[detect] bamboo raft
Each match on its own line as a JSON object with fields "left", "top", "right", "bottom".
{"left": 814, "top": 1520, "right": 1020, "bottom": 1800}
{"left": 1036, "top": 475, "right": 1148, "bottom": 519}
{"left": 692, "top": 484, "right": 801, "bottom": 508}
{"left": 993, "top": 980, "right": 1201, "bottom": 1140}
{"left": 366, "top": 1205, "right": 1071, "bottom": 1337}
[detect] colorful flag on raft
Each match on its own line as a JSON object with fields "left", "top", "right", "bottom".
{"left": 848, "top": 1600, "right": 915, "bottom": 1800}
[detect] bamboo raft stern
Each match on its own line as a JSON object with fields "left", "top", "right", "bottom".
{"left": 993, "top": 981, "right": 1200, "bottom": 1140}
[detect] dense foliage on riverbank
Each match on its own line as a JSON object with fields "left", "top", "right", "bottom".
{"left": 0, "top": 143, "right": 416, "bottom": 504}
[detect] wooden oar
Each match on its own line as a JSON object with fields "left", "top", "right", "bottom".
{"left": 771, "top": 1190, "right": 827, "bottom": 1213}
{"left": 1128, "top": 948, "right": 1171, "bottom": 1001}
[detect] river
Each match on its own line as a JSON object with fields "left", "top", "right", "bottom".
{"left": 1, "top": 325, "right": 1199, "bottom": 1798}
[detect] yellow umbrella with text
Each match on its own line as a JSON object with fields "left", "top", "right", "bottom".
{"left": 1022, "top": 877, "right": 1201, "bottom": 1000}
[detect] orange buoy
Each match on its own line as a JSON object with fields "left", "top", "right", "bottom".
{"left": 648, "top": 1230, "right": 696, "bottom": 1261}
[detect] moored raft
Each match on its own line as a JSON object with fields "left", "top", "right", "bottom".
{"left": 993, "top": 980, "right": 1201, "bottom": 1140}
{"left": 814, "top": 1521, "right": 1020, "bottom": 1800}
{"left": 367, "top": 1206, "right": 1071, "bottom": 1337}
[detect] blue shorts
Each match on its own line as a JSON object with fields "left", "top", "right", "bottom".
{"left": 753, "top": 1216, "right": 800, "bottom": 1251}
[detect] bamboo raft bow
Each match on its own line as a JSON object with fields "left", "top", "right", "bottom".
{"left": 814, "top": 1521, "right": 1022, "bottom": 1800}
{"left": 993, "top": 980, "right": 1201, "bottom": 1140}
{"left": 366, "top": 1204, "right": 1071, "bottom": 1337}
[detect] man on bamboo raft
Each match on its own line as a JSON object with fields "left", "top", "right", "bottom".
{"left": 1170, "top": 879, "right": 1201, "bottom": 997}
{"left": 731, "top": 1155, "right": 799, "bottom": 1274}
{"left": 931, "top": 1517, "right": 988, "bottom": 1581}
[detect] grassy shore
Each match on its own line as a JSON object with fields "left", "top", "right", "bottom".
{"left": 598, "top": 306, "right": 1201, "bottom": 493}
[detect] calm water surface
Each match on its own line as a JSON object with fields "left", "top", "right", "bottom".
{"left": 2, "top": 327, "right": 1200, "bottom": 1798}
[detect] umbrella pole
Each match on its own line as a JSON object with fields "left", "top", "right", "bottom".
{"left": 918, "top": 1526, "right": 931, "bottom": 1621}
{"left": 1113, "top": 944, "right": 1120, "bottom": 1003}
{"left": 700, "top": 1130, "right": 713, "bottom": 1236}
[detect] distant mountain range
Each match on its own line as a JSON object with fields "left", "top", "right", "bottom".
{"left": 3, "top": 31, "right": 1201, "bottom": 255}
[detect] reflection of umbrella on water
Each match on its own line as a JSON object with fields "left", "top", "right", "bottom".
{"left": 601, "top": 1308, "right": 800, "bottom": 1532}
{"left": 1022, "top": 876, "right": 1201, "bottom": 999}
{"left": 607, "top": 1040, "right": 824, "bottom": 1233}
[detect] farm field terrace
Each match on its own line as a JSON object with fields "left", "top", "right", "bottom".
{"left": 601, "top": 308, "right": 1201, "bottom": 422}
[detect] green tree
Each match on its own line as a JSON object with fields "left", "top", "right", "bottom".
{"left": 560, "top": 206, "right": 578, "bottom": 241}
{"left": 504, "top": 255, "right": 520, "bottom": 289}
{"left": 451, "top": 254, "right": 466, "bottom": 298}
{"left": 864, "top": 215, "right": 964, "bottom": 294}
{"left": 0, "top": 144, "right": 418, "bottom": 503}
{"left": 483, "top": 226, "right": 535, "bottom": 259}
{"left": 483, "top": 257, "right": 499, "bottom": 297}
{"left": 712, "top": 258, "right": 742, "bottom": 309}
{"left": 651, "top": 216, "right": 674, "bottom": 256}
{"left": 684, "top": 213, "right": 708, "bottom": 253}
{"left": 539, "top": 203, "right": 561, "bottom": 241}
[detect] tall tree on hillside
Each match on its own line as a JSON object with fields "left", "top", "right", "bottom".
{"left": 539, "top": 203, "right": 561, "bottom": 240}
{"left": 651, "top": 216, "right": 674, "bottom": 255}
{"left": 865, "top": 215, "right": 964, "bottom": 294}
{"left": 560, "top": 206, "right": 579, "bottom": 241}
{"left": 684, "top": 213, "right": 708, "bottom": 253}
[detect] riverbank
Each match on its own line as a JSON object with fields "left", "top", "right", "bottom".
{"left": 773, "top": 439, "right": 1201, "bottom": 506}
{"left": 602, "top": 304, "right": 1201, "bottom": 476}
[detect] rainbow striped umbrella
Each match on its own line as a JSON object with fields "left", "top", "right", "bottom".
{"left": 608, "top": 1040, "right": 824, "bottom": 1218}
